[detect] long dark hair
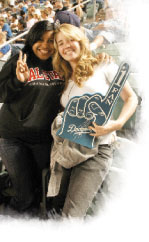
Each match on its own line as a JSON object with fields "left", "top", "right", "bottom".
{"left": 23, "top": 20, "right": 54, "bottom": 55}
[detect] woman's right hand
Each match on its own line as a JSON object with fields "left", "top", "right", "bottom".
{"left": 16, "top": 51, "right": 29, "bottom": 82}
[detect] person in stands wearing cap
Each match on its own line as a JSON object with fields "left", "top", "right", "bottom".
{"left": 54, "top": 10, "right": 106, "bottom": 51}
{"left": 34, "top": 9, "right": 42, "bottom": 22}
{"left": 44, "top": 2, "right": 55, "bottom": 22}
{"left": 26, "top": 12, "right": 37, "bottom": 30}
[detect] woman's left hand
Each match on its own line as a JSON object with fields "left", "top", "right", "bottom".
{"left": 88, "top": 120, "right": 121, "bottom": 137}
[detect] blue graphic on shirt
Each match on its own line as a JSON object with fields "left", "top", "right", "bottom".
{"left": 57, "top": 62, "right": 130, "bottom": 148}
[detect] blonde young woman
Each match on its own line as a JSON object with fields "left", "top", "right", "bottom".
{"left": 50, "top": 24, "right": 138, "bottom": 218}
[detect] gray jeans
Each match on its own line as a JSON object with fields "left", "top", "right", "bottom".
{"left": 54, "top": 144, "right": 114, "bottom": 218}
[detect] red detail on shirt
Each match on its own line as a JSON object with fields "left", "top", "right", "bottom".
{"left": 53, "top": 71, "right": 60, "bottom": 79}
{"left": 42, "top": 71, "right": 50, "bottom": 80}
{"left": 28, "top": 68, "right": 36, "bottom": 82}
{"left": 35, "top": 67, "right": 44, "bottom": 79}
{"left": 26, "top": 68, "right": 61, "bottom": 82}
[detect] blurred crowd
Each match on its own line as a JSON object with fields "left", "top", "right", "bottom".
{"left": 0, "top": 0, "right": 127, "bottom": 62}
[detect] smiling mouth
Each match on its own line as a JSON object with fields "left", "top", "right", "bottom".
{"left": 64, "top": 49, "right": 74, "bottom": 55}
{"left": 38, "top": 49, "right": 50, "bottom": 55}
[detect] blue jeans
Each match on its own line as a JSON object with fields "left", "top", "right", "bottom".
{"left": 52, "top": 144, "right": 114, "bottom": 217}
{"left": 0, "top": 137, "right": 51, "bottom": 211}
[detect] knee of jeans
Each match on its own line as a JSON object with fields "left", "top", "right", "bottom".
{"left": 10, "top": 194, "right": 34, "bottom": 212}
{"left": 62, "top": 196, "right": 87, "bottom": 218}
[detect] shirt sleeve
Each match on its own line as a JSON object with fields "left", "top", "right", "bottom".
{"left": 0, "top": 54, "right": 26, "bottom": 103}
{"left": 2, "top": 24, "right": 8, "bottom": 32}
{"left": 2, "top": 24, "right": 12, "bottom": 38}
{"left": 0, "top": 44, "right": 10, "bottom": 55}
{"left": 84, "top": 28, "right": 95, "bottom": 42}
{"left": 102, "top": 62, "right": 119, "bottom": 84}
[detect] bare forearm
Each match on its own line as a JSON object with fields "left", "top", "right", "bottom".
{"left": 89, "top": 94, "right": 138, "bottom": 137}
{"left": 90, "top": 36, "right": 104, "bottom": 50}
{"left": 93, "top": 24, "right": 105, "bottom": 31}
{"left": 89, "top": 83, "right": 138, "bottom": 137}
{"left": 115, "top": 93, "right": 138, "bottom": 130}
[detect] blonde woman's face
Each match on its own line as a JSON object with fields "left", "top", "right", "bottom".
{"left": 56, "top": 31, "right": 81, "bottom": 64}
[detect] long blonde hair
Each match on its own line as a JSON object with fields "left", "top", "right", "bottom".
{"left": 53, "top": 24, "right": 100, "bottom": 90}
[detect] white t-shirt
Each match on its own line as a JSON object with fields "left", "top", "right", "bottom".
{"left": 49, "top": 11, "right": 55, "bottom": 18}
{"left": 61, "top": 62, "right": 119, "bottom": 145}
{"left": 27, "top": 18, "right": 37, "bottom": 29}
{"left": 9, "top": 0, "right": 15, "bottom": 6}
{"left": 61, "top": 62, "right": 119, "bottom": 107}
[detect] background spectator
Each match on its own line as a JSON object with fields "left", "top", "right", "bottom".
{"left": 19, "top": 9, "right": 27, "bottom": 21}
{"left": 26, "top": 12, "right": 37, "bottom": 29}
{"left": 44, "top": 2, "right": 55, "bottom": 22}
{"left": 63, "top": 0, "right": 72, "bottom": 10}
{"left": 34, "top": 9, "right": 42, "bottom": 22}
{"left": 0, "top": 16, "right": 12, "bottom": 40}
{"left": 10, "top": 13, "right": 18, "bottom": 33}
{"left": 41, "top": 8, "right": 50, "bottom": 20}
{"left": 54, "top": 0, "right": 68, "bottom": 12}
{"left": 15, "top": 18, "right": 27, "bottom": 43}
{"left": 0, "top": 32, "right": 11, "bottom": 62}
{"left": 73, "top": 0, "right": 87, "bottom": 17}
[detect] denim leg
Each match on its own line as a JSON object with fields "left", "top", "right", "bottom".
{"left": 0, "top": 138, "right": 35, "bottom": 211}
{"left": 51, "top": 167, "right": 72, "bottom": 214}
{"left": 62, "top": 144, "right": 114, "bottom": 218}
{"left": 28, "top": 142, "right": 51, "bottom": 187}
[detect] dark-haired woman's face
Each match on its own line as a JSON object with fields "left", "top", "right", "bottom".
{"left": 32, "top": 31, "right": 54, "bottom": 60}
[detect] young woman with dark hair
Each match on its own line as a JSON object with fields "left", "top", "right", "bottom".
{"left": 0, "top": 20, "right": 64, "bottom": 212}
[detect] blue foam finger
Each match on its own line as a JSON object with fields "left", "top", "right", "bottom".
{"left": 57, "top": 62, "right": 129, "bottom": 149}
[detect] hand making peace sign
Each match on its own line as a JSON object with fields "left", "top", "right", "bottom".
{"left": 16, "top": 51, "right": 29, "bottom": 83}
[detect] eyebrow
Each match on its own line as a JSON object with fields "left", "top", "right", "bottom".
{"left": 48, "top": 36, "right": 54, "bottom": 40}
{"left": 57, "top": 40, "right": 63, "bottom": 44}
